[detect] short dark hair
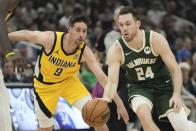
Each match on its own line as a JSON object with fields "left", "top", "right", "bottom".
{"left": 68, "top": 15, "right": 90, "bottom": 27}
{"left": 119, "top": 6, "right": 140, "bottom": 21}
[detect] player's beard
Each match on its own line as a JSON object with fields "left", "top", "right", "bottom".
{"left": 124, "top": 30, "right": 137, "bottom": 42}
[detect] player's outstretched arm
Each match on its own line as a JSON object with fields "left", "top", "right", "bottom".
{"left": 103, "top": 43, "right": 129, "bottom": 123}
{"left": 81, "top": 44, "right": 129, "bottom": 124}
{"left": 103, "top": 43, "right": 122, "bottom": 100}
{"left": 152, "top": 32, "right": 183, "bottom": 112}
{"left": 8, "top": 30, "right": 54, "bottom": 50}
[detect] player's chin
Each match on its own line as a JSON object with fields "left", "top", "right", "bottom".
{"left": 124, "top": 35, "right": 131, "bottom": 41}
{"left": 77, "top": 39, "right": 84, "bottom": 44}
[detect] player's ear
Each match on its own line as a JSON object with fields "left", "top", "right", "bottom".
{"left": 136, "top": 20, "right": 141, "bottom": 28}
{"left": 68, "top": 27, "right": 71, "bottom": 33}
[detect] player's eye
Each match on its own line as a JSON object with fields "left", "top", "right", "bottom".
{"left": 124, "top": 20, "right": 131, "bottom": 25}
{"left": 119, "top": 24, "right": 123, "bottom": 27}
{"left": 83, "top": 29, "right": 87, "bottom": 33}
{"left": 75, "top": 28, "right": 81, "bottom": 32}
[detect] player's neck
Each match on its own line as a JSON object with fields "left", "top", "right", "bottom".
{"left": 63, "top": 34, "right": 78, "bottom": 54}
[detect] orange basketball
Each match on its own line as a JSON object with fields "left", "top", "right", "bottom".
{"left": 82, "top": 98, "right": 110, "bottom": 127}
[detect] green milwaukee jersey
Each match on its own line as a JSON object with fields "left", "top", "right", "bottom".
{"left": 118, "top": 30, "right": 172, "bottom": 89}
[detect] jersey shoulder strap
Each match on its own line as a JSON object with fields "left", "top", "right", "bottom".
{"left": 144, "top": 30, "right": 151, "bottom": 47}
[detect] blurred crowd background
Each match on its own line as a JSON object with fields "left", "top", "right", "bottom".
{"left": 2, "top": 0, "right": 196, "bottom": 130}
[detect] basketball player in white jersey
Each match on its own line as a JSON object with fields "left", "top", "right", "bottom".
{"left": 0, "top": 0, "right": 26, "bottom": 130}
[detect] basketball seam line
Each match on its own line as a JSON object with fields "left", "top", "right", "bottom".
{"left": 92, "top": 105, "right": 109, "bottom": 122}
{"left": 89, "top": 100, "right": 100, "bottom": 125}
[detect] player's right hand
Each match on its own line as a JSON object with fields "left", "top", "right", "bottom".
{"left": 96, "top": 97, "right": 112, "bottom": 103}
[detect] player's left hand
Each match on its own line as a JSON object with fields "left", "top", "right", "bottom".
{"left": 116, "top": 102, "right": 129, "bottom": 125}
{"left": 169, "top": 93, "right": 183, "bottom": 113}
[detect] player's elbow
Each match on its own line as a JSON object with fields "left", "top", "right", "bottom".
{"left": 175, "top": 64, "right": 182, "bottom": 75}
{"left": 169, "top": 64, "right": 181, "bottom": 75}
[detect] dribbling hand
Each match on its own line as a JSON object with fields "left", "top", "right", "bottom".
{"left": 96, "top": 97, "right": 112, "bottom": 103}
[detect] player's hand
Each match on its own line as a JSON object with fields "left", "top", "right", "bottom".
{"left": 96, "top": 97, "right": 112, "bottom": 103}
{"left": 169, "top": 93, "right": 183, "bottom": 113}
{"left": 5, "top": 50, "right": 31, "bottom": 73}
{"left": 116, "top": 102, "right": 129, "bottom": 125}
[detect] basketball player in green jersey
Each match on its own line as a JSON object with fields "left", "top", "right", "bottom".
{"left": 0, "top": 0, "right": 26, "bottom": 131}
{"left": 103, "top": 6, "right": 196, "bottom": 131}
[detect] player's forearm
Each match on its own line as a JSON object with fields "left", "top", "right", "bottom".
{"left": 172, "top": 65, "right": 183, "bottom": 96}
{"left": 96, "top": 73, "right": 107, "bottom": 88}
{"left": 113, "top": 93, "right": 123, "bottom": 106}
{"left": 8, "top": 30, "right": 33, "bottom": 42}
{"left": 103, "top": 81, "right": 118, "bottom": 99}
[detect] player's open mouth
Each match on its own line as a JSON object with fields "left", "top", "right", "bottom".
{"left": 124, "top": 33, "right": 129, "bottom": 37}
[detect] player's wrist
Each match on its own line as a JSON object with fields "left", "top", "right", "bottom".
{"left": 173, "top": 92, "right": 181, "bottom": 98}
{"left": 113, "top": 95, "right": 123, "bottom": 106}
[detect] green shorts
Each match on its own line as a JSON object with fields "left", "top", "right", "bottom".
{"left": 128, "top": 83, "right": 173, "bottom": 121}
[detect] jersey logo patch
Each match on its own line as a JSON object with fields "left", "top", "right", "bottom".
{"left": 125, "top": 51, "right": 133, "bottom": 56}
{"left": 144, "top": 46, "right": 151, "bottom": 54}
{"left": 54, "top": 50, "right": 60, "bottom": 55}
{"left": 73, "top": 54, "right": 79, "bottom": 59}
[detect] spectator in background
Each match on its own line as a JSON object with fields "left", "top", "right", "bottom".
{"left": 58, "top": 6, "right": 73, "bottom": 30}
{"left": 3, "top": 60, "right": 32, "bottom": 83}
{"left": 147, "top": 1, "right": 166, "bottom": 26}
{"left": 191, "top": 36, "right": 196, "bottom": 54}
{"left": 80, "top": 65, "right": 97, "bottom": 91}
{"left": 189, "top": 52, "right": 196, "bottom": 97}
{"left": 191, "top": 52, "right": 196, "bottom": 76}
{"left": 179, "top": 62, "right": 196, "bottom": 122}
{"left": 35, "top": 7, "right": 47, "bottom": 30}
{"left": 176, "top": 36, "right": 192, "bottom": 64}
{"left": 187, "top": 72, "right": 196, "bottom": 97}
{"left": 21, "top": 0, "right": 37, "bottom": 20}
{"left": 3, "top": 61, "right": 19, "bottom": 82}
{"left": 15, "top": 42, "right": 34, "bottom": 82}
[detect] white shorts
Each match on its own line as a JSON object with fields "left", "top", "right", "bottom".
{"left": 130, "top": 95, "right": 153, "bottom": 113}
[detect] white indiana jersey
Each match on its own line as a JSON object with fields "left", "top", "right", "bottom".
{"left": 8, "top": 88, "right": 38, "bottom": 130}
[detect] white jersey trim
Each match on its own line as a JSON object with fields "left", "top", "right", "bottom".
{"left": 116, "top": 40, "right": 125, "bottom": 65}
{"left": 150, "top": 31, "right": 159, "bottom": 56}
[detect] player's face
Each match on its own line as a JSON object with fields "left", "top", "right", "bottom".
{"left": 69, "top": 22, "right": 88, "bottom": 45}
{"left": 118, "top": 13, "right": 140, "bottom": 42}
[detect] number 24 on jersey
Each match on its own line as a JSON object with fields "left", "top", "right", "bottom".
{"left": 135, "top": 66, "right": 154, "bottom": 80}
